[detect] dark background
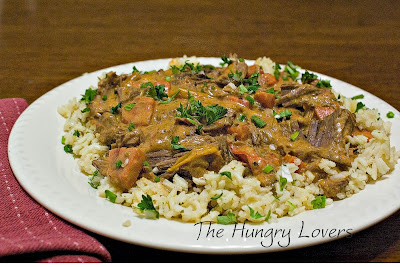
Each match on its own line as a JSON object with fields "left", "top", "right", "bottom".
{"left": 1, "top": 0, "right": 399, "bottom": 262}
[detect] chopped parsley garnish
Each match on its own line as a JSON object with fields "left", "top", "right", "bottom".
{"left": 316, "top": 80, "right": 332, "bottom": 89}
{"left": 80, "top": 88, "right": 97, "bottom": 104}
{"left": 137, "top": 194, "right": 159, "bottom": 219}
{"left": 143, "top": 82, "right": 167, "bottom": 100}
{"left": 61, "top": 136, "right": 66, "bottom": 145}
{"left": 387, "top": 111, "right": 395, "bottom": 118}
{"left": 220, "top": 55, "right": 233, "bottom": 66}
{"left": 211, "top": 192, "right": 223, "bottom": 200}
{"left": 88, "top": 170, "right": 99, "bottom": 189}
{"left": 238, "top": 58, "right": 245, "bottom": 62}
{"left": 220, "top": 171, "right": 232, "bottom": 180}
{"left": 273, "top": 195, "right": 280, "bottom": 200}
{"left": 266, "top": 88, "right": 280, "bottom": 98}
{"left": 115, "top": 160, "right": 123, "bottom": 167}
{"left": 165, "top": 76, "right": 171, "bottom": 82}
{"left": 128, "top": 123, "right": 135, "bottom": 131}
{"left": 73, "top": 130, "right": 80, "bottom": 137}
{"left": 265, "top": 210, "right": 272, "bottom": 222}
{"left": 263, "top": 164, "right": 273, "bottom": 174}
{"left": 351, "top": 94, "right": 364, "bottom": 100}
{"left": 132, "top": 66, "right": 140, "bottom": 73}
{"left": 311, "top": 195, "right": 326, "bottom": 209}
{"left": 102, "top": 95, "right": 107, "bottom": 101}
{"left": 238, "top": 114, "right": 247, "bottom": 122}
{"left": 154, "top": 176, "right": 160, "bottom": 183}
{"left": 171, "top": 136, "right": 186, "bottom": 151}
{"left": 176, "top": 96, "right": 228, "bottom": 125}
{"left": 238, "top": 84, "right": 248, "bottom": 94}
{"left": 143, "top": 161, "right": 151, "bottom": 169}
{"left": 217, "top": 211, "right": 237, "bottom": 225}
{"left": 279, "top": 176, "right": 287, "bottom": 191}
{"left": 251, "top": 115, "right": 266, "bottom": 128}
{"left": 301, "top": 70, "right": 318, "bottom": 84}
{"left": 290, "top": 131, "right": 299, "bottom": 141}
{"left": 355, "top": 102, "right": 365, "bottom": 113}
{"left": 64, "top": 144, "right": 73, "bottom": 153}
{"left": 246, "top": 95, "right": 255, "bottom": 105}
{"left": 273, "top": 63, "right": 281, "bottom": 80}
{"left": 248, "top": 206, "right": 264, "bottom": 219}
{"left": 287, "top": 201, "right": 296, "bottom": 212}
{"left": 105, "top": 190, "right": 117, "bottom": 203}
{"left": 196, "top": 124, "right": 203, "bottom": 134}
{"left": 273, "top": 109, "right": 292, "bottom": 120}
{"left": 284, "top": 61, "right": 300, "bottom": 81}
{"left": 110, "top": 102, "right": 122, "bottom": 114}
{"left": 124, "top": 102, "right": 136, "bottom": 111}
{"left": 228, "top": 71, "right": 244, "bottom": 83}
{"left": 81, "top": 107, "right": 90, "bottom": 113}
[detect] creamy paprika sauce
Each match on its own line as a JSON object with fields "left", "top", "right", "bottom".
{"left": 87, "top": 55, "right": 359, "bottom": 198}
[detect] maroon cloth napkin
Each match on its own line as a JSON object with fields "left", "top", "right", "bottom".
{"left": 0, "top": 98, "right": 111, "bottom": 263}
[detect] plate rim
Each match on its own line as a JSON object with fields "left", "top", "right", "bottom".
{"left": 8, "top": 57, "right": 400, "bottom": 254}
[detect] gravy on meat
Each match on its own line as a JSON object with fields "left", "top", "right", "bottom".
{"left": 88, "top": 55, "right": 356, "bottom": 198}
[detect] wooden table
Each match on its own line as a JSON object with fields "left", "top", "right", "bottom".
{"left": 1, "top": 0, "right": 399, "bottom": 262}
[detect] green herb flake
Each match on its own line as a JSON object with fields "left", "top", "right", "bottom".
{"left": 238, "top": 84, "right": 248, "bottom": 94}
{"left": 143, "top": 161, "right": 151, "bottom": 169}
{"left": 273, "top": 195, "right": 280, "bottom": 200}
{"left": 81, "top": 107, "right": 90, "bottom": 113}
{"left": 316, "top": 80, "right": 332, "bottom": 89}
{"left": 137, "top": 194, "right": 159, "bottom": 219}
{"left": 171, "top": 136, "right": 186, "bottom": 151}
{"left": 311, "top": 195, "right": 326, "bottom": 209}
{"left": 251, "top": 115, "right": 266, "bottom": 128}
{"left": 220, "top": 171, "right": 232, "bottom": 180}
{"left": 263, "top": 164, "right": 273, "bottom": 174}
{"left": 355, "top": 102, "right": 365, "bottom": 113}
{"left": 115, "top": 160, "right": 123, "bottom": 167}
{"left": 301, "top": 70, "right": 318, "bottom": 84}
{"left": 73, "top": 130, "right": 80, "bottom": 137}
{"left": 128, "top": 123, "right": 135, "bottom": 131}
{"left": 217, "top": 211, "right": 237, "bottom": 225}
{"left": 265, "top": 210, "right": 272, "bottom": 222}
{"left": 154, "top": 176, "right": 160, "bottom": 183}
{"left": 287, "top": 201, "right": 296, "bottom": 212}
{"left": 351, "top": 94, "right": 364, "bottom": 100}
{"left": 290, "top": 131, "right": 299, "bottom": 141}
{"left": 265, "top": 88, "right": 280, "bottom": 98}
{"left": 124, "top": 102, "right": 136, "bottom": 111}
{"left": 132, "top": 66, "right": 140, "bottom": 73}
{"left": 387, "top": 111, "right": 395, "bottom": 118}
{"left": 164, "top": 76, "right": 171, "bottom": 82}
{"left": 105, "top": 190, "right": 117, "bottom": 203}
{"left": 238, "top": 58, "right": 245, "bottom": 62}
{"left": 80, "top": 88, "right": 97, "bottom": 104}
{"left": 88, "top": 170, "right": 99, "bottom": 189}
{"left": 64, "top": 144, "right": 73, "bottom": 153}
{"left": 61, "top": 136, "right": 66, "bottom": 145}
{"left": 220, "top": 55, "right": 233, "bottom": 66}
{"left": 102, "top": 95, "right": 107, "bottom": 101}
{"left": 284, "top": 61, "right": 300, "bottom": 81}
{"left": 273, "top": 63, "right": 281, "bottom": 80}
{"left": 274, "top": 109, "right": 292, "bottom": 120}
{"left": 211, "top": 192, "right": 223, "bottom": 200}
{"left": 246, "top": 95, "right": 255, "bottom": 105}
{"left": 248, "top": 206, "right": 264, "bottom": 219}
{"left": 110, "top": 102, "right": 122, "bottom": 114}
{"left": 279, "top": 176, "right": 287, "bottom": 191}
{"left": 238, "top": 114, "right": 247, "bottom": 122}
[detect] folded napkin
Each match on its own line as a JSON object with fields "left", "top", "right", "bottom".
{"left": 0, "top": 98, "right": 111, "bottom": 263}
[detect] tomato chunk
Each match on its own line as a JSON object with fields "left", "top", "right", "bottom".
{"left": 225, "top": 95, "right": 250, "bottom": 108}
{"left": 247, "top": 65, "right": 263, "bottom": 77}
{"left": 254, "top": 92, "right": 275, "bottom": 108}
{"left": 107, "top": 147, "right": 146, "bottom": 190}
{"left": 283, "top": 154, "right": 306, "bottom": 173}
{"left": 314, "top": 106, "right": 335, "bottom": 120}
{"left": 122, "top": 96, "right": 155, "bottom": 126}
{"left": 353, "top": 129, "right": 373, "bottom": 140}
{"left": 258, "top": 73, "right": 278, "bottom": 86}
{"left": 227, "top": 123, "right": 250, "bottom": 141}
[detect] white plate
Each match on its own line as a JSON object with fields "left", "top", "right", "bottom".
{"left": 8, "top": 58, "right": 400, "bottom": 254}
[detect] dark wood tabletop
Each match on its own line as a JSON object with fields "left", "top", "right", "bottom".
{"left": 1, "top": 0, "right": 399, "bottom": 263}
